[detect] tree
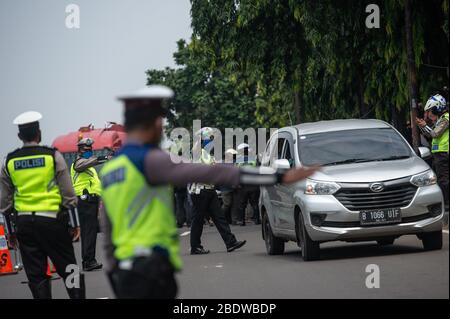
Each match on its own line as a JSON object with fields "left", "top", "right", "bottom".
{"left": 149, "top": 0, "right": 449, "bottom": 140}
{"left": 147, "top": 39, "right": 259, "bottom": 131}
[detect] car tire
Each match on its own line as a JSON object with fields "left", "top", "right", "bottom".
{"left": 297, "top": 214, "right": 320, "bottom": 261}
{"left": 377, "top": 238, "right": 395, "bottom": 246}
{"left": 421, "top": 231, "right": 443, "bottom": 251}
{"left": 262, "top": 213, "right": 285, "bottom": 255}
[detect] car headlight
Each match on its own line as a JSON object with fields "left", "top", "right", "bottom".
{"left": 410, "top": 170, "right": 437, "bottom": 187}
{"left": 305, "top": 179, "right": 341, "bottom": 195}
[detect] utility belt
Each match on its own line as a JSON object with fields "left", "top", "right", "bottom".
{"left": 117, "top": 246, "right": 171, "bottom": 271}
{"left": 109, "top": 246, "right": 176, "bottom": 299}
{"left": 17, "top": 211, "right": 58, "bottom": 219}
{"left": 16, "top": 208, "right": 80, "bottom": 229}
{"left": 188, "top": 183, "right": 215, "bottom": 195}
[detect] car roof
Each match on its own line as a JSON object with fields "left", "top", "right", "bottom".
{"left": 289, "top": 119, "right": 391, "bottom": 135}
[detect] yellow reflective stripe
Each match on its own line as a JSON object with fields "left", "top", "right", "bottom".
{"left": 127, "top": 186, "right": 172, "bottom": 228}
{"left": 47, "top": 177, "right": 57, "bottom": 192}
{"left": 127, "top": 187, "right": 152, "bottom": 227}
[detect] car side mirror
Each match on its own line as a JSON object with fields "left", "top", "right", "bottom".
{"left": 418, "top": 147, "right": 431, "bottom": 160}
{"left": 273, "top": 159, "right": 291, "bottom": 170}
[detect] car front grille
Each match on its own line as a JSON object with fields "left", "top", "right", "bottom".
{"left": 334, "top": 183, "right": 418, "bottom": 211}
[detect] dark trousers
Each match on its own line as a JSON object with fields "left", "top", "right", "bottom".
{"left": 16, "top": 215, "right": 77, "bottom": 286}
{"left": 175, "top": 188, "right": 191, "bottom": 227}
{"left": 232, "top": 186, "right": 260, "bottom": 223}
{"left": 78, "top": 197, "right": 99, "bottom": 264}
{"left": 221, "top": 191, "right": 234, "bottom": 224}
{"left": 433, "top": 152, "right": 449, "bottom": 209}
{"left": 190, "top": 190, "right": 237, "bottom": 249}
{"left": 109, "top": 254, "right": 177, "bottom": 299}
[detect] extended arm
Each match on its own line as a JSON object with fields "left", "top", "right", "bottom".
{"left": 419, "top": 117, "right": 449, "bottom": 139}
{"left": 145, "top": 148, "right": 317, "bottom": 187}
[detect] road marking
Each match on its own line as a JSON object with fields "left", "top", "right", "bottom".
{"left": 97, "top": 297, "right": 109, "bottom": 299}
{"left": 180, "top": 231, "right": 190, "bottom": 237}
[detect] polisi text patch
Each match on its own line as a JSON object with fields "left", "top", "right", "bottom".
{"left": 14, "top": 157, "right": 45, "bottom": 170}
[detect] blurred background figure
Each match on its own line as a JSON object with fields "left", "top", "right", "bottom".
{"left": 232, "top": 143, "right": 261, "bottom": 226}
{"left": 218, "top": 148, "right": 238, "bottom": 224}
{"left": 169, "top": 136, "right": 192, "bottom": 228}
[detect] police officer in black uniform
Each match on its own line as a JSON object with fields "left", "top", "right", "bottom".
{"left": 0, "top": 111, "right": 85, "bottom": 299}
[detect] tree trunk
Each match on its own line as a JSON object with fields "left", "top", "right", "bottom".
{"left": 405, "top": 0, "right": 420, "bottom": 152}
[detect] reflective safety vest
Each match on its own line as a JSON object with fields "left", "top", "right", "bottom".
{"left": 189, "top": 149, "right": 214, "bottom": 194}
{"left": 432, "top": 112, "right": 449, "bottom": 153}
{"left": 201, "top": 149, "right": 214, "bottom": 165}
{"left": 6, "top": 146, "right": 62, "bottom": 212}
{"left": 70, "top": 162, "right": 102, "bottom": 196}
{"left": 100, "top": 153, "right": 181, "bottom": 270}
{"left": 236, "top": 156, "right": 257, "bottom": 167}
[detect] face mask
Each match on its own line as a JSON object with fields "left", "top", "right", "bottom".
{"left": 82, "top": 150, "right": 93, "bottom": 159}
{"left": 202, "top": 139, "right": 211, "bottom": 148}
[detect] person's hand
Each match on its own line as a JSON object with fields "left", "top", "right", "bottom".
{"left": 69, "top": 227, "right": 81, "bottom": 242}
{"left": 416, "top": 118, "right": 427, "bottom": 127}
{"left": 282, "top": 166, "right": 320, "bottom": 184}
{"left": 6, "top": 234, "right": 18, "bottom": 250}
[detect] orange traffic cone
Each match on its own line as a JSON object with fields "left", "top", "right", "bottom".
{"left": 46, "top": 259, "right": 57, "bottom": 278}
{"left": 0, "top": 225, "right": 18, "bottom": 276}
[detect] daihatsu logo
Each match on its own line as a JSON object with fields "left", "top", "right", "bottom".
{"left": 370, "top": 183, "right": 385, "bottom": 193}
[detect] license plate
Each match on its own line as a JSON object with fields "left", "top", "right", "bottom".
{"left": 360, "top": 208, "right": 402, "bottom": 226}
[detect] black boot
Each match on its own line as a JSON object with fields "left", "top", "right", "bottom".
{"left": 83, "top": 260, "right": 103, "bottom": 272}
{"left": 66, "top": 273, "right": 86, "bottom": 299}
{"left": 28, "top": 279, "right": 52, "bottom": 299}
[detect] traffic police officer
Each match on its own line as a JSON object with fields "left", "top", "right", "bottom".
{"left": 417, "top": 94, "right": 449, "bottom": 211}
{"left": 189, "top": 129, "right": 246, "bottom": 255}
{"left": 0, "top": 111, "right": 85, "bottom": 299}
{"left": 71, "top": 137, "right": 108, "bottom": 271}
{"left": 99, "top": 85, "right": 319, "bottom": 299}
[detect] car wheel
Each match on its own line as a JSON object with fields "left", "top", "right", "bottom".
{"left": 377, "top": 238, "right": 395, "bottom": 246}
{"left": 262, "top": 213, "right": 285, "bottom": 255}
{"left": 421, "top": 231, "right": 443, "bottom": 251}
{"left": 297, "top": 213, "right": 320, "bottom": 261}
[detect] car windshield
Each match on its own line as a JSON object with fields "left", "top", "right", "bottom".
{"left": 298, "top": 128, "right": 413, "bottom": 166}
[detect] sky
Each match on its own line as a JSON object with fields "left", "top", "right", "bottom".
{"left": 0, "top": 0, "right": 192, "bottom": 158}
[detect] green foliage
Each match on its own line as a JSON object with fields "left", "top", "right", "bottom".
{"left": 148, "top": 0, "right": 449, "bottom": 134}
{"left": 147, "top": 40, "right": 258, "bottom": 131}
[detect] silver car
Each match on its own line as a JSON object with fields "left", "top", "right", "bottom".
{"left": 260, "top": 119, "right": 445, "bottom": 261}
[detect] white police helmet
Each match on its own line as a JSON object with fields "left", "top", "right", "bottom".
{"left": 13, "top": 111, "right": 42, "bottom": 126}
{"left": 424, "top": 94, "right": 447, "bottom": 113}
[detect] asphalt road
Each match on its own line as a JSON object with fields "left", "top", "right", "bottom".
{"left": 0, "top": 224, "right": 448, "bottom": 299}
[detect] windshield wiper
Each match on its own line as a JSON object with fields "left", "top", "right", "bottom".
{"left": 322, "top": 158, "right": 374, "bottom": 166}
{"left": 375, "top": 155, "right": 410, "bottom": 161}
{"left": 323, "top": 155, "right": 411, "bottom": 166}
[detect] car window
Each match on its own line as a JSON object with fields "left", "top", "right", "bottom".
{"left": 298, "top": 128, "right": 413, "bottom": 166}
{"left": 277, "top": 138, "right": 286, "bottom": 160}
{"left": 282, "top": 140, "right": 294, "bottom": 167}
{"left": 262, "top": 135, "right": 277, "bottom": 166}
